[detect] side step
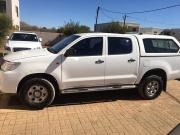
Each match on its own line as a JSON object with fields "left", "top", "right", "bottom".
{"left": 61, "top": 85, "right": 137, "bottom": 94}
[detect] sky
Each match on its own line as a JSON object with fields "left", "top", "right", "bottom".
{"left": 20, "top": 0, "right": 180, "bottom": 30}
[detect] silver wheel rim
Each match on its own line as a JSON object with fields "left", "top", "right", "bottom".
{"left": 145, "top": 81, "right": 159, "bottom": 97}
{"left": 27, "top": 84, "right": 48, "bottom": 104}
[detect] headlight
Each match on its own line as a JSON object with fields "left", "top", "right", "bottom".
{"left": 1, "top": 60, "right": 21, "bottom": 71}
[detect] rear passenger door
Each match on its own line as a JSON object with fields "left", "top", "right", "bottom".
{"left": 105, "top": 36, "right": 139, "bottom": 86}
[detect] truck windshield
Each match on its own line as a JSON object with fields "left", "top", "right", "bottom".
{"left": 10, "top": 33, "right": 38, "bottom": 42}
{"left": 48, "top": 35, "right": 80, "bottom": 54}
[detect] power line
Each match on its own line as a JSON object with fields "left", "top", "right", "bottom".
{"left": 98, "top": 3, "right": 180, "bottom": 29}
{"left": 101, "top": 7, "right": 124, "bottom": 14}
{"left": 101, "top": 3, "right": 180, "bottom": 15}
{"left": 100, "top": 11, "right": 179, "bottom": 27}
{"left": 101, "top": 10, "right": 117, "bottom": 20}
{"left": 127, "top": 4, "right": 180, "bottom": 14}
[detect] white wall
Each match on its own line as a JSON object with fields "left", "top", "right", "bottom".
{"left": 6, "top": 0, "right": 20, "bottom": 29}
{"left": 5, "top": 0, "right": 12, "bottom": 17}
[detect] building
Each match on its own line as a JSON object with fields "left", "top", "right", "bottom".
{"left": 95, "top": 22, "right": 140, "bottom": 33}
{"left": 0, "top": 0, "right": 20, "bottom": 29}
{"left": 139, "top": 27, "right": 163, "bottom": 35}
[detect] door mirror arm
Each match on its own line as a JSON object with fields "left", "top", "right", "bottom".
{"left": 64, "top": 48, "right": 75, "bottom": 57}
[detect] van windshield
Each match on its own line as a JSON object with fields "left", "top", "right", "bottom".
{"left": 48, "top": 35, "right": 80, "bottom": 54}
{"left": 10, "top": 33, "right": 38, "bottom": 42}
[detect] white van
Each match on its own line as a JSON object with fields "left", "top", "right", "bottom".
{"left": 5, "top": 32, "right": 42, "bottom": 52}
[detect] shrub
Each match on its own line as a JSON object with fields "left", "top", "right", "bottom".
{"left": 57, "top": 21, "right": 91, "bottom": 36}
{"left": 101, "top": 22, "right": 129, "bottom": 34}
{"left": 160, "top": 29, "right": 172, "bottom": 35}
{"left": 0, "top": 13, "right": 12, "bottom": 47}
{"left": 20, "top": 21, "right": 57, "bottom": 32}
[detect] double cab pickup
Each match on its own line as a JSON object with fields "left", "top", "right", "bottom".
{"left": 0, "top": 33, "right": 180, "bottom": 109}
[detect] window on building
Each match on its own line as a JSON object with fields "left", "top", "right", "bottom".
{"left": 0, "top": 1, "right": 6, "bottom": 13}
{"left": 132, "top": 28, "right": 137, "bottom": 32}
{"left": 69, "top": 37, "right": 103, "bottom": 56}
{"left": 143, "top": 39, "right": 179, "bottom": 53}
{"left": 16, "top": 6, "right": 19, "bottom": 17}
{"left": 108, "top": 37, "right": 132, "bottom": 55}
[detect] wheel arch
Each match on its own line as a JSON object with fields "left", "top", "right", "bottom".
{"left": 17, "top": 73, "right": 60, "bottom": 94}
{"left": 140, "top": 68, "right": 167, "bottom": 91}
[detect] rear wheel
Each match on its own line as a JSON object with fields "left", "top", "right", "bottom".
{"left": 19, "top": 78, "right": 55, "bottom": 109}
{"left": 138, "top": 75, "right": 163, "bottom": 100}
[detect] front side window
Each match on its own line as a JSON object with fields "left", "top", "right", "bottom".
{"left": 10, "top": 33, "right": 38, "bottom": 42}
{"left": 143, "top": 39, "right": 179, "bottom": 53}
{"left": 0, "top": 1, "right": 6, "bottom": 13}
{"left": 70, "top": 37, "right": 103, "bottom": 56}
{"left": 108, "top": 37, "right": 132, "bottom": 55}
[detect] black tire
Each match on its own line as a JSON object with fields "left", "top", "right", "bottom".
{"left": 138, "top": 75, "right": 163, "bottom": 100}
{"left": 19, "top": 78, "right": 55, "bottom": 109}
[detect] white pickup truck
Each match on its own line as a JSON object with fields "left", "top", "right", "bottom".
{"left": 0, "top": 33, "right": 180, "bottom": 109}
{"left": 5, "top": 32, "right": 42, "bottom": 52}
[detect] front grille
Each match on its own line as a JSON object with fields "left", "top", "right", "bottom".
{"left": 13, "top": 48, "right": 31, "bottom": 52}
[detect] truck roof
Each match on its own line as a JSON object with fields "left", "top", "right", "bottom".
{"left": 12, "top": 31, "right": 37, "bottom": 35}
{"left": 76, "top": 33, "right": 174, "bottom": 39}
{"left": 134, "top": 34, "right": 174, "bottom": 39}
{"left": 76, "top": 33, "right": 133, "bottom": 37}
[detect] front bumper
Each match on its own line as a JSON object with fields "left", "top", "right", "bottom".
{"left": 0, "top": 70, "right": 20, "bottom": 94}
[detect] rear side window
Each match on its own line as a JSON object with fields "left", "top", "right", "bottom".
{"left": 143, "top": 39, "right": 179, "bottom": 53}
{"left": 108, "top": 37, "right": 132, "bottom": 55}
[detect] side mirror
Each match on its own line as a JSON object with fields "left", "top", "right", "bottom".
{"left": 64, "top": 48, "right": 75, "bottom": 57}
{"left": 6, "top": 36, "right": 9, "bottom": 40}
{"left": 39, "top": 38, "right": 42, "bottom": 42}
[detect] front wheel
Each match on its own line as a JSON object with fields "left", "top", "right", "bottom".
{"left": 138, "top": 75, "right": 163, "bottom": 100}
{"left": 19, "top": 78, "right": 55, "bottom": 109}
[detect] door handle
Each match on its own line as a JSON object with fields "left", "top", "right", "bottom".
{"left": 128, "top": 58, "right": 136, "bottom": 63}
{"left": 95, "top": 59, "right": 104, "bottom": 64}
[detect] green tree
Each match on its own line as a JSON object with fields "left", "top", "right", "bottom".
{"left": 57, "top": 21, "right": 91, "bottom": 36}
{"left": 101, "top": 22, "right": 129, "bottom": 34}
{"left": 0, "top": 13, "right": 12, "bottom": 47}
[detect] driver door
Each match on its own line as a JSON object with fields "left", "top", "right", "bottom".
{"left": 61, "top": 36, "right": 105, "bottom": 89}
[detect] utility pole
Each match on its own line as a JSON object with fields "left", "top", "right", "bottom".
{"left": 123, "top": 14, "right": 127, "bottom": 27}
{"left": 95, "top": 6, "right": 100, "bottom": 32}
{"left": 123, "top": 14, "right": 127, "bottom": 33}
